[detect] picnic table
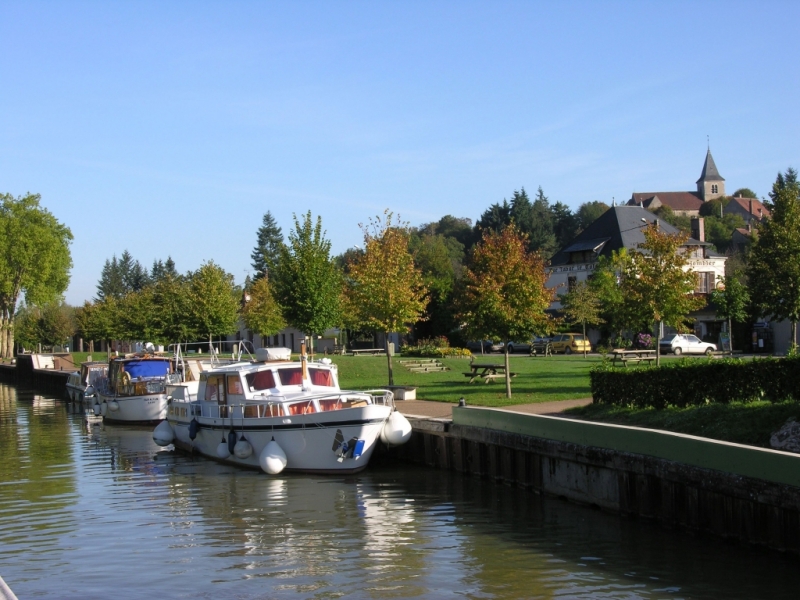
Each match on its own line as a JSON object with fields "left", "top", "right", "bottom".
{"left": 464, "top": 362, "right": 517, "bottom": 384}
{"left": 610, "top": 349, "right": 656, "bottom": 367}
{"left": 351, "top": 348, "right": 386, "bottom": 356}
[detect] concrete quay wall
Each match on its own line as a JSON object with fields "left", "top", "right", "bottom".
{"left": 391, "top": 406, "right": 800, "bottom": 556}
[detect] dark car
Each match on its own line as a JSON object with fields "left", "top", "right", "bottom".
{"left": 466, "top": 340, "right": 503, "bottom": 353}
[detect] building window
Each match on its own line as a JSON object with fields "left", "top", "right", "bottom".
{"left": 711, "top": 184, "right": 718, "bottom": 194}
{"left": 568, "top": 276, "right": 577, "bottom": 292}
{"left": 694, "top": 272, "right": 715, "bottom": 294}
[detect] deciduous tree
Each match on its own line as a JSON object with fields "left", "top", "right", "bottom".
{"left": 188, "top": 261, "right": 240, "bottom": 346}
{"left": 344, "top": 212, "right": 428, "bottom": 385}
{"left": 710, "top": 272, "right": 750, "bottom": 353}
{"left": 242, "top": 277, "right": 286, "bottom": 341}
{"left": 0, "top": 193, "right": 73, "bottom": 358}
{"left": 457, "top": 224, "right": 556, "bottom": 398}
{"left": 272, "top": 212, "right": 342, "bottom": 346}
{"left": 559, "top": 281, "right": 604, "bottom": 357}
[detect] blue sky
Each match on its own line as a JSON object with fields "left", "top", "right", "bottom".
{"left": 2, "top": 1, "right": 798, "bottom": 305}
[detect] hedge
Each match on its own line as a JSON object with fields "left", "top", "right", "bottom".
{"left": 590, "top": 356, "right": 800, "bottom": 409}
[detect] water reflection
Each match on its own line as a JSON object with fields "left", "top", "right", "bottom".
{"left": 1, "top": 382, "right": 799, "bottom": 599}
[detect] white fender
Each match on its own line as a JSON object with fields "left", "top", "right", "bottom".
{"left": 234, "top": 437, "right": 253, "bottom": 459}
{"left": 152, "top": 420, "right": 174, "bottom": 446}
{"left": 381, "top": 411, "right": 412, "bottom": 447}
{"left": 216, "top": 440, "right": 231, "bottom": 459}
{"left": 108, "top": 400, "right": 120, "bottom": 412}
{"left": 259, "top": 439, "right": 287, "bottom": 475}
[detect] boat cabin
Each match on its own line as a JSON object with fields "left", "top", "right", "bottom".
{"left": 109, "top": 355, "right": 176, "bottom": 396}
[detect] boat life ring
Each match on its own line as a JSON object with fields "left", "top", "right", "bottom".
{"left": 120, "top": 371, "right": 131, "bottom": 386}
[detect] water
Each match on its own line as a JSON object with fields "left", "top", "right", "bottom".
{"left": 1, "top": 382, "right": 799, "bottom": 599}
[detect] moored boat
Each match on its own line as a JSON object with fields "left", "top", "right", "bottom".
{"left": 66, "top": 361, "right": 108, "bottom": 405}
{"left": 153, "top": 345, "right": 411, "bottom": 475}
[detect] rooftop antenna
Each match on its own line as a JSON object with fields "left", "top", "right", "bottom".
{"left": 707, "top": 135, "right": 710, "bottom": 150}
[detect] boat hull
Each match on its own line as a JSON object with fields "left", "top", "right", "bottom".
{"left": 168, "top": 404, "right": 392, "bottom": 474}
{"left": 98, "top": 392, "right": 169, "bottom": 425}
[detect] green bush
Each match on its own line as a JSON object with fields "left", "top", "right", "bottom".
{"left": 590, "top": 356, "right": 800, "bottom": 409}
{"left": 400, "top": 337, "right": 471, "bottom": 358}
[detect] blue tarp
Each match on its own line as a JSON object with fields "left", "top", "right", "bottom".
{"left": 123, "top": 359, "right": 170, "bottom": 379}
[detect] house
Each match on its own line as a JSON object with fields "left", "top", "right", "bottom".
{"left": 546, "top": 205, "right": 727, "bottom": 342}
{"left": 725, "top": 195, "right": 770, "bottom": 224}
{"left": 627, "top": 149, "right": 725, "bottom": 217}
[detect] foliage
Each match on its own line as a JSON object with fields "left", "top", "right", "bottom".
{"left": 242, "top": 276, "right": 286, "bottom": 338}
{"left": 651, "top": 205, "right": 691, "bottom": 234}
{"left": 187, "top": 261, "right": 240, "bottom": 342}
{"left": 747, "top": 168, "right": 800, "bottom": 350}
{"left": 611, "top": 225, "right": 705, "bottom": 363}
{"left": 457, "top": 224, "right": 556, "bottom": 397}
{"left": 576, "top": 201, "right": 610, "bottom": 230}
{"left": 710, "top": 272, "right": 750, "bottom": 351}
{"left": 150, "top": 257, "right": 178, "bottom": 283}
{"left": 731, "top": 187, "right": 759, "bottom": 200}
{"left": 400, "top": 337, "right": 471, "bottom": 358}
{"left": 272, "top": 211, "right": 342, "bottom": 336}
{"left": 250, "top": 211, "right": 283, "bottom": 281}
{"left": 13, "top": 302, "right": 73, "bottom": 349}
{"left": 635, "top": 333, "right": 653, "bottom": 349}
{"left": 590, "top": 356, "right": 800, "bottom": 409}
{"left": 559, "top": 281, "right": 604, "bottom": 356}
{"left": 146, "top": 273, "right": 196, "bottom": 343}
{"left": 343, "top": 211, "right": 428, "bottom": 385}
{"left": 95, "top": 250, "right": 149, "bottom": 301}
{"left": 0, "top": 193, "right": 73, "bottom": 358}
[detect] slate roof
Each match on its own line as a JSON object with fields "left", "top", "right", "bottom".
{"left": 696, "top": 149, "right": 725, "bottom": 183}
{"left": 549, "top": 206, "right": 707, "bottom": 267}
{"left": 629, "top": 191, "right": 703, "bottom": 212}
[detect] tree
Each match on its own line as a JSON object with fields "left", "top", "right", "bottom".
{"left": 251, "top": 211, "right": 284, "bottom": 281}
{"left": 559, "top": 281, "right": 604, "bottom": 357}
{"left": 0, "top": 193, "right": 73, "bottom": 358}
{"left": 242, "top": 277, "right": 286, "bottom": 340}
{"left": 150, "top": 257, "right": 178, "bottom": 283}
{"left": 188, "top": 261, "right": 240, "bottom": 345}
{"left": 576, "top": 201, "right": 610, "bottom": 231}
{"left": 732, "top": 187, "right": 759, "bottom": 200}
{"left": 612, "top": 224, "right": 706, "bottom": 365}
{"left": 271, "top": 211, "right": 342, "bottom": 346}
{"left": 748, "top": 169, "right": 800, "bottom": 351}
{"left": 95, "top": 250, "right": 149, "bottom": 301}
{"left": 710, "top": 273, "right": 750, "bottom": 353}
{"left": 344, "top": 212, "right": 428, "bottom": 385}
{"left": 457, "top": 224, "right": 556, "bottom": 398}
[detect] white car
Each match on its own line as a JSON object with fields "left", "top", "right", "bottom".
{"left": 659, "top": 334, "right": 716, "bottom": 356}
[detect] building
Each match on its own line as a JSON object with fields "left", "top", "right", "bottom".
{"left": 725, "top": 195, "right": 770, "bottom": 224}
{"left": 627, "top": 149, "right": 725, "bottom": 217}
{"left": 546, "top": 205, "right": 727, "bottom": 343}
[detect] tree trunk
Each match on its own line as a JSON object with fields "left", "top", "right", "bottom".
{"left": 728, "top": 317, "right": 733, "bottom": 355}
{"left": 582, "top": 321, "right": 587, "bottom": 358}
{"left": 655, "top": 320, "right": 661, "bottom": 367}
{"left": 792, "top": 321, "right": 798, "bottom": 355}
{"left": 385, "top": 335, "right": 394, "bottom": 386}
{"left": 504, "top": 343, "right": 511, "bottom": 399}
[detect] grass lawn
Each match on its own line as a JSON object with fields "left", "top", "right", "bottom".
{"left": 566, "top": 401, "right": 800, "bottom": 449}
{"left": 331, "top": 354, "right": 600, "bottom": 407}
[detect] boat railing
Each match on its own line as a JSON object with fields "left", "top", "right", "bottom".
{"left": 170, "top": 341, "right": 255, "bottom": 381}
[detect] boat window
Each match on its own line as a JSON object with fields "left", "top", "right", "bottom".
{"left": 227, "top": 375, "right": 244, "bottom": 395}
{"left": 245, "top": 370, "right": 276, "bottom": 391}
{"left": 278, "top": 368, "right": 303, "bottom": 386}
{"left": 308, "top": 368, "right": 334, "bottom": 387}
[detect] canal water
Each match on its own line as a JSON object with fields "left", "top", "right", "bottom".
{"left": 1, "top": 383, "right": 799, "bottom": 599}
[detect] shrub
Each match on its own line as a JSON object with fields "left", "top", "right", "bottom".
{"left": 400, "top": 338, "right": 470, "bottom": 358}
{"left": 590, "top": 356, "right": 800, "bottom": 409}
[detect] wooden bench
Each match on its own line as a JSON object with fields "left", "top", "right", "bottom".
{"left": 531, "top": 342, "right": 552, "bottom": 357}
{"left": 351, "top": 348, "right": 386, "bottom": 356}
{"left": 619, "top": 356, "right": 656, "bottom": 367}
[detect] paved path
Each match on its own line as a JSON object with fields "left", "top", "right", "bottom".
{"left": 397, "top": 398, "right": 593, "bottom": 419}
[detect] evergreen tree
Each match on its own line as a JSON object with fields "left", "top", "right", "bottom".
{"left": 748, "top": 168, "right": 800, "bottom": 350}
{"left": 251, "top": 211, "right": 284, "bottom": 280}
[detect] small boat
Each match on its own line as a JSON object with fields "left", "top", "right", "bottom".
{"left": 153, "top": 344, "right": 412, "bottom": 475}
{"left": 65, "top": 361, "right": 108, "bottom": 405}
{"left": 93, "top": 353, "right": 180, "bottom": 424}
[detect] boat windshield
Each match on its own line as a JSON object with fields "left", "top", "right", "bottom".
{"left": 278, "top": 368, "right": 303, "bottom": 386}
{"left": 308, "top": 368, "right": 334, "bottom": 387}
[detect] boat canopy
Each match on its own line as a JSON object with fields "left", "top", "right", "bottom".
{"left": 121, "top": 359, "right": 171, "bottom": 379}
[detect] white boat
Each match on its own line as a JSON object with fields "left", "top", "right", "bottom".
{"left": 65, "top": 361, "right": 108, "bottom": 404}
{"left": 153, "top": 346, "right": 412, "bottom": 475}
{"left": 93, "top": 354, "right": 181, "bottom": 424}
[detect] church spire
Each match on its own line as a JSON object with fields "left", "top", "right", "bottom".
{"left": 696, "top": 148, "right": 725, "bottom": 200}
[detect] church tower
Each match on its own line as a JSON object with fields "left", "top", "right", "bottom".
{"left": 696, "top": 148, "right": 725, "bottom": 201}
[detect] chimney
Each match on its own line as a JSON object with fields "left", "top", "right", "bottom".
{"left": 690, "top": 217, "right": 705, "bottom": 242}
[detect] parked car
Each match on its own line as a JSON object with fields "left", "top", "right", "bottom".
{"left": 659, "top": 334, "right": 716, "bottom": 355}
{"left": 466, "top": 340, "right": 504, "bottom": 353}
{"left": 550, "top": 333, "right": 591, "bottom": 354}
{"left": 507, "top": 339, "right": 532, "bottom": 353}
